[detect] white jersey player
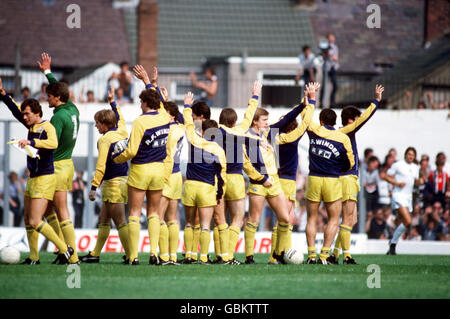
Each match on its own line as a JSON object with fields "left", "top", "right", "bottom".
{"left": 384, "top": 147, "right": 424, "bottom": 255}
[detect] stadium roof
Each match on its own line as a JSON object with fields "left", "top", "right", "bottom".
{"left": 0, "top": 0, "right": 130, "bottom": 69}
{"left": 155, "top": 0, "right": 315, "bottom": 68}
{"left": 342, "top": 35, "right": 450, "bottom": 104}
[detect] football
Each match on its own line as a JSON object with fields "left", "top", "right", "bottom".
{"left": 0, "top": 246, "right": 21, "bottom": 264}
{"left": 113, "top": 139, "right": 128, "bottom": 155}
{"left": 283, "top": 248, "right": 304, "bottom": 265}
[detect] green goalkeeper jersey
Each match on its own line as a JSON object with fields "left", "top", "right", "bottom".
{"left": 46, "top": 73, "right": 80, "bottom": 161}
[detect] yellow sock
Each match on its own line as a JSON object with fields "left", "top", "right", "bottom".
{"left": 60, "top": 219, "right": 78, "bottom": 263}
{"left": 244, "top": 221, "right": 258, "bottom": 256}
{"left": 228, "top": 225, "right": 240, "bottom": 260}
{"left": 167, "top": 221, "right": 179, "bottom": 262}
{"left": 218, "top": 223, "right": 229, "bottom": 261}
{"left": 319, "top": 247, "right": 331, "bottom": 261}
{"left": 117, "top": 223, "right": 129, "bottom": 259}
{"left": 340, "top": 225, "right": 353, "bottom": 259}
{"left": 128, "top": 216, "right": 140, "bottom": 261}
{"left": 199, "top": 229, "right": 211, "bottom": 263}
{"left": 269, "top": 226, "right": 278, "bottom": 263}
{"left": 192, "top": 224, "right": 201, "bottom": 261}
{"left": 36, "top": 222, "right": 67, "bottom": 253}
{"left": 183, "top": 226, "right": 193, "bottom": 259}
{"left": 26, "top": 225, "right": 39, "bottom": 261}
{"left": 91, "top": 223, "right": 110, "bottom": 256}
{"left": 159, "top": 222, "right": 169, "bottom": 262}
{"left": 288, "top": 225, "right": 293, "bottom": 249}
{"left": 275, "top": 222, "right": 289, "bottom": 255}
{"left": 147, "top": 215, "right": 160, "bottom": 256}
{"left": 46, "top": 213, "right": 65, "bottom": 244}
{"left": 213, "top": 226, "right": 221, "bottom": 259}
{"left": 333, "top": 227, "right": 343, "bottom": 258}
{"left": 308, "top": 246, "right": 316, "bottom": 259}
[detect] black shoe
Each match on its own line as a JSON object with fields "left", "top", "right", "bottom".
{"left": 245, "top": 255, "right": 255, "bottom": 264}
{"left": 212, "top": 255, "right": 224, "bottom": 264}
{"left": 158, "top": 257, "right": 171, "bottom": 266}
{"left": 53, "top": 246, "right": 74, "bottom": 265}
{"left": 304, "top": 257, "right": 317, "bottom": 264}
{"left": 343, "top": 256, "right": 357, "bottom": 264}
{"left": 272, "top": 251, "right": 286, "bottom": 264}
{"left": 317, "top": 257, "right": 332, "bottom": 265}
{"left": 129, "top": 258, "right": 139, "bottom": 265}
{"left": 327, "top": 255, "right": 339, "bottom": 265}
{"left": 387, "top": 243, "right": 397, "bottom": 255}
{"left": 79, "top": 252, "right": 99, "bottom": 263}
{"left": 169, "top": 260, "right": 180, "bottom": 266}
{"left": 122, "top": 255, "right": 127, "bottom": 262}
{"left": 180, "top": 257, "right": 193, "bottom": 264}
{"left": 226, "top": 258, "right": 242, "bottom": 265}
{"left": 149, "top": 254, "right": 159, "bottom": 265}
{"left": 21, "top": 258, "right": 40, "bottom": 265}
{"left": 123, "top": 259, "right": 129, "bottom": 265}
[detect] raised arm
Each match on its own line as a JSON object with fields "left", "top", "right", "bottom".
{"left": 183, "top": 92, "right": 205, "bottom": 146}
{"left": 107, "top": 87, "right": 127, "bottom": 136}
{"left": 236, "top": 80, "right": 262, "bottom": 131}
{"left": 37, "top": 52, "right": 58, "bottom": 84}
{"left": 276, "top": 98, "right": 315, "bottom": 145}
{"left": 340, "top": 84, "right": 384, "bottom": 134}
{"left": 0, "top": 76, "right": 28, "bottom": 127}
{"left": 269, "top": 82, "right": 319, "bottom": 131}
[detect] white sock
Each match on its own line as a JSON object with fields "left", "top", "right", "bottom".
{"left": 391, "top": 223, "right": 407, "bottom": 244}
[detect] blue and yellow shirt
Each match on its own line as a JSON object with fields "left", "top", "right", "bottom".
{"left": 91, "top": 101, "right": 129, "bottom": 191}
{"left": 183, "top": 106, "right": 226, "bottom": 199}
{"left": 307, "top": 121, "right": 355, "bottom": 178}
{"left": 1, "top": 94, "right": 58, "bottom": 178}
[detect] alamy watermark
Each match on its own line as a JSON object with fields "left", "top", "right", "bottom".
{"left": 66, "top": 4, "right": 81, "bottom": 29}
{"left": 366, "top": 4, "right": 381, "bottom": 29}
{"left": 66, "top": 264, "right": 81, "bottom": 288}
{"left": 366, "top": 264, "right": 381, "bottom": 288}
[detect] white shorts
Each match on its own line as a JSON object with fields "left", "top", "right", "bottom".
{"left": 391, "top": 195, "right": 412, "bottom": 212}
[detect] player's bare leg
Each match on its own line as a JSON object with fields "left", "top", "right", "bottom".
{"left": 318, "top": 199, "right": 342, "bottom": 263}
{"left": 23, "top": 195, "right": 40, "bottom": 264}
{"left": 388, "top": 206, "right": 411, "bottom": 255}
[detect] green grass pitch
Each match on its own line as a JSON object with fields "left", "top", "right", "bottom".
{"left": 1, "top": 253, "right": 449, "bottom": 299}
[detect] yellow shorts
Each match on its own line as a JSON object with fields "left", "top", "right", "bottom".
{"left": 102, "top": 176, "right": 128, "bottom": 204}
{"left": 54, "top": 159, "right": 75, "bottom": 191}
{"left": 280, "top": 178, "right": 296, "bottom": 202}
{"left": 25, "top": 174, "right": 56, "bottom": 201}
{"left": 182, "top": 180, "right": 217, "bottom": 207}
{"left": 247, "top": 174, "right": 283, "bottom": 198}
{"left": 340, "top": 175, "right": 360, "bottom": 202}
{"left": 224, "top": 174, "right": 245, "bottom": 201}
{"left": 163, "top": 172, "right": 182, "bottom": 200}
{"left": 128, "top": 162, "right": 165, "bottom": 191}
{"left": 305, "top": 175, "right": 342, "bottom": 203}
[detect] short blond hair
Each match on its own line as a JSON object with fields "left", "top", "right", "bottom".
{"left": 94, "top": 110, "right": 117, "bottom": 130}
